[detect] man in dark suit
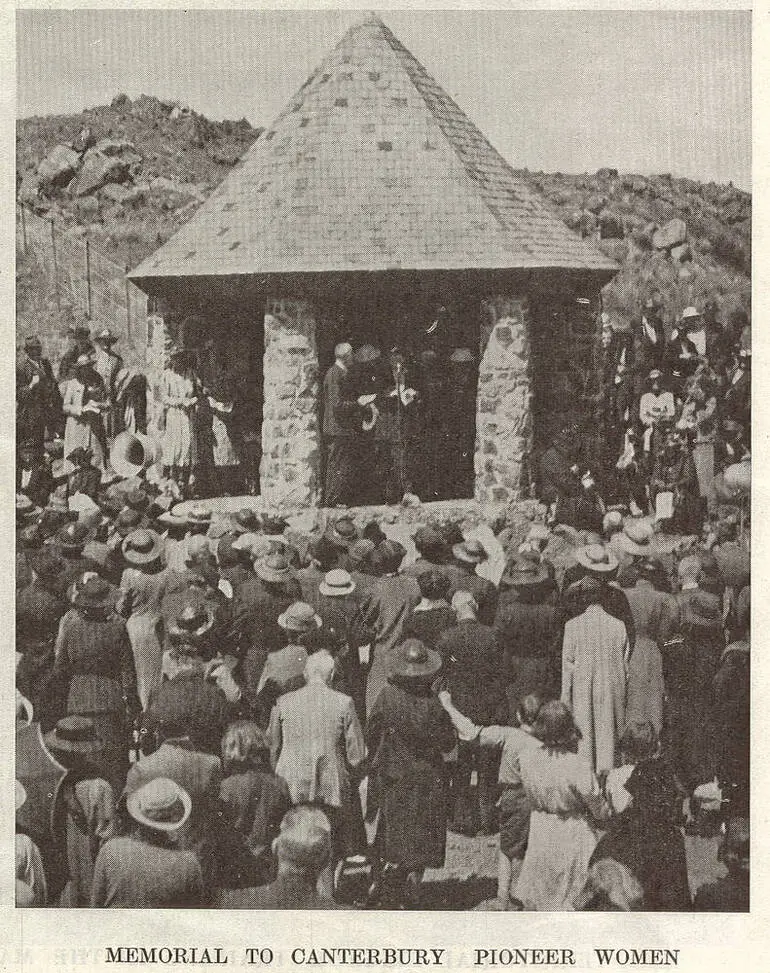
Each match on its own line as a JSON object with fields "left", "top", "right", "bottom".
{"left": 437, "top": 591, "right": 506, "bottom": 836}
{"left": 17, "top": 335, "right": 61, "bottom": 451}
{"left": 322, "top": 342, "right": 354, "bottom": 506}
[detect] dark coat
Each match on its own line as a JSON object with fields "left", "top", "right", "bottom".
{"left": 232, "top": 575, "right": 302, "bottom": 651}
{"left": 17, "top": 461, "right": 54, "bottom": 508}
{"left": 366, "top": 681, "right": 455, "bottom": 869}
{"left": 494, "top": 591, "right": 560, "bottom": 704}
{"left": 322, "top": 362, "right": 350, "bottom": 438}
{"left": 444, "top": 564, "right": 499, "bottom": 627}
{"left": 143, "top": 670, "right": 241, "bottom": 756}
{"left": 538, "top": 445, "right": 581, "bottom": 508}
{"left": 436, "top": 619, "right": 507, "bottom": 724}
{"left": 403, "top": 604, "right": 456, "bottom": 651}
{"left": 218, "top": 873, "right": 343, "bottom": 910}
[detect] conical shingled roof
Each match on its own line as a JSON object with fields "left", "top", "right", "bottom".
{"left": 130, "top": 13, "right": 617, "bottom": 281}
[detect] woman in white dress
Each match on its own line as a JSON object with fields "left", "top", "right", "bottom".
{"left": 515, "top": 701, "right": 610, "bottom": 910}
{"left": 161, "top": 349, "right": 197, "bottom": 485}
{"left": 62, "top": 355, "right": 109, "bottom": 472}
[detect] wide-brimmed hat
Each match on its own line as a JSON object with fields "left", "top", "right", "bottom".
{"left": 94, "top": 327, "right": 117, "bottom": 345}
{"left": 277, "top": 601, "right": 322, "bottom": 633}
{"left": 75, "top": 353, "right": 92, "bottom": 369}
{"left": 186, "top": 503, "right": 212, "bottom": 527}
{"left": 389, "top": 638, "right": 442, "bottom": 681}
{"left": 54, "top": 521, "right": 92, "bottom": 554}
{"left": 501, "top": 553, "right": 550, "bottom": 588}
{"left": 452, "top": 539, "right": 488, "bottom": 565}
{"left": 127, "top": 778, "right": 192, "bottom": 833}
{"left": 574, "top": 544, "right": 618, "bottom": 574}
{"left": 29, "top": 550, "right": 65, "bottom": 581}
{"left": 167, "top": 603, "right": 215, "bottom": 641}
{"left": 681, "top": 306, "right": 702, "bottom": 323}
{"left": 648, "top": 369, "right": 664, "bottom": 382}
{"left": 16, "top": 495, "right": 42, "bottom": 522}
{"left": 256, "top": 552, "right": 294, "bottom": 583}
{"left": 231, "top": 508, "right": 262, "bottom": 534}
{"left": 72, "top": 574, "right": 114, "bottom": 611}
{"left": 114, "top": 507, "right": 144, "bottom": 538}
{"left": 327, "top": 516, "right": 358, "bottom": 549}
{"left": 45, "top": 715, "right": 103, "bottom": 756}
{"left": 122, "top": 528, "right": 163, "bottom": 565}
{"left": 619, "top": 519, "right": 653, "bottom": 555}
{"left": 319, "top": 569, "right": 356, "bottom": 597}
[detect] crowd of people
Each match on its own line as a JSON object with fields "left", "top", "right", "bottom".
{"left": 15, "top": 295, "right": 749, "bottom": 912}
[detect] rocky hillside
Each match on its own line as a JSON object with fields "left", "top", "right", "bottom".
{"left": 17, "top": 97, "right": 750, "bottom": 331}
{"left": 17, "top": 94, "right": 262, "bottom": 267}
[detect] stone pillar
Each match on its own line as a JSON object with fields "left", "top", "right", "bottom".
{"left": 260, "top": 298, "right": 321, "bottom": 507}
{"left": 474, "top": 296, "right": 532, "bottom": 505}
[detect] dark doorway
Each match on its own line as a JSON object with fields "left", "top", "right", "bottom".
{"left": 315, "top": 279, "right": 480, "bottom": 504}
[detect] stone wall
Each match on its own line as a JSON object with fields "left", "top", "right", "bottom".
{"left": 260, "top": 298, "right": 321, "bottom": 507}
{"left": 474, "top": 296, "right": 532, "bottom": 505}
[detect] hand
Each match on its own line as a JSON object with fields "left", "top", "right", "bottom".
{"left": 437, "top": 689, "right": 452, "bottom": 707}
{"left": 207, "top": 661, "right": 242, "bottom": 703}
{"left": 29, "top": 374, "right": 40, "bottom": 388}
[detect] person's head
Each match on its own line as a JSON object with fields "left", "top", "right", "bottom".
{"left": 126, "top": 777, "right": 192, "bottom": 847}
{"left": 277, "top": 601, "right": 322, "bottom": 642}
{"left": 619, "top": 721, "right": 659, "bottom": 765}
{"left": 451, "top": 590, "right": 478, "bottom": 620}
{"left": 304, "top": 649, "right": 335, "bottom": 686}
{"left": 24, "top": 335, "right": 42, "bottom": 361}
{"left": 417, "top": 569, "right": 450, "bottom": 602}
{"left": 648, "top": 369, "right": 663, "bottom": 394}
{"left": 308, "top": 535, "right": 339, "bottom": 572}
{"left": 74, "top": 353, "right": 93, "bottom": 379}
{"left": 373, "top": 539, "right": 406, "bottom": 575}
{"left": 677, "top": 554, "right": 702, "bottom": 589}
{"left": 348, "top": 538, "right": 375, "bottom": 573}
{"left": 221, "top": 720, "right": 269, "bottom": 774}
{"left": 515, "top": 693, "right": 543, "bottom": 731}
{"left": 413, "top": 526, "right": 448, "bottom": 564}
{"left": 721, "top": 817, "right": 749, "bottom": 877}
{"left": 362, "top": 520, "right": 387, "bottom": 547}
{"left": 335, "top": 342, "right": 353, "bottom": 366}
{"left": 273, "top": 806, "right": 332, "bottom": 879}
{"left": 533, "top": 700, "right": 581, "bottom": 752}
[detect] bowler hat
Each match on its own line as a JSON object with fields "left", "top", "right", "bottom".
{"left": 277, "top": 601, "right": 322, "bottom": 633}
{"left": 389, "top": 638, "right": 442, "bottom": 681}
{"left": 319, "top": 569, "right": 356, "bottom": 597}
{"left": 127, "top": 778, "right": 192, "bottom": 833}
{"left": 45, "top": 715, "right": 103, "bottom": 756}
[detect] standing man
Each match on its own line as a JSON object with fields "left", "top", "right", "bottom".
{"left": 322, "top": 342, "right": 354, "bottom": 507}
{"left": 92, "top": 327, "right": 124, "bottom": 443}
{"left": 17, "top": 335, "right": 60, "bottom": 452}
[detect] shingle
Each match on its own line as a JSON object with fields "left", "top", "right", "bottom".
{"left": 130, "top": 13, "right": 617, "bottom": 281}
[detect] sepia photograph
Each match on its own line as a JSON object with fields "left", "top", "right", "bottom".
{"left": 13, "top": 6, "right": 752, "bottom": 928}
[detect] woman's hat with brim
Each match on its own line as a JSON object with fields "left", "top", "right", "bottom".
{"left": 122, "top": 528, "right": 163, "bottom": 566}
{"left": 327, "top": 516, "right": 358, "bottom": 549}
{"left": 319, "top": 569, "right": 356, "bottom": 597}
{"left": 452, "top": 539, "right": 488, "bottom": 565}
{"left": 618, "top": 519, "right": 654, "bottom": 556}
{"left": 501, "top": 553, "right": 550, "bottom": 588}
{"left": 44, "top": 715, "right": 103, "bottom": 756}
{"left": 256, "top": 552, "right": 294, "bottom": 583}
{"left": 186, "top": 504, "right": 212, "bottom": 527}
{"left": 54, "top": 521, "right": 92, "bottom": 554}
{"left": 127, "top": 777, "right": 192, "bottom": 833}
{"left": 277, "top": 601, "right": 322, "bottom": 634}
{"left": 72, "top": 574, "right": 115, "bottom": 611}
{"left": 575, "top": 544, "right": 619, "bottom": 574}
{"left": 389, "top": 638, "right": 442, "bottom": 681}
{"left": 167, "top": 603, "right": 215, "bottom": 641}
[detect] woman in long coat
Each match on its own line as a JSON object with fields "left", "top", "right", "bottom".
{"left": 160, "top": 349, "right": 198, "bottom": 484}
{"left": 52, "top": 574, "right": 139, "bottom": 796}
{"left": 562, "top": 577, "right": 628, "bottom": 775}
{"left": 516, "top": 701, "right": 610, "bottom": 910}
{"left": 366, "top": 639, "right": 455, "bottom": 908}
{"left": 118, "top": 529, "right": 167, "bottom": 711}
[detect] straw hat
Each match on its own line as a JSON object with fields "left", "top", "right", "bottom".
{"left": 277, "top": 602, "right": 322, "bottom": 633}
{"left": 45, "top": 715, "right": 103, "bottom": 756}
{"left": 452, "top": 539, "right": 488, "bottom": 565}
{"left": 681, "top": 306, "right": 702, "bottom": 324}
{"left": 389, "top": 638, "right": 442, "bottom": 681}
{"left": 319, "top": 569, "right": 356, "bottom": 597}
{"left": 126, "top": 778, "right": 192, "bottom": 833}
{"left": 122, "top": 528, "right": 163, "bottom": 566}
{"left": 618, "top": 519, "right": 654, "bottom": 556}
{"left": 186, "top": 504, "right": 212, "bottom": 527}
{"left": 574, "top": 544, "right": 619, "bottom": 574}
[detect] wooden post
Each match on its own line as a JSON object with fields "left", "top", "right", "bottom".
{"left": 85, "top": 239, "right": 92, "bottom": 318}
{"left": 20, "top": 204, "right": 27, "bottom": 254}
{"left": 50, "top": 219, "right": 60, "bottom": 312}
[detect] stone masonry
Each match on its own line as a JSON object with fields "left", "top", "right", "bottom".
{"left": 474, "top": 296, "right": 532, "bottom": 506}
{"left": 260, "top": 298, "right": 321, "bottom": 507}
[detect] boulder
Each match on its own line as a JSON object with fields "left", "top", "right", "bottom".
{"left": 670, "top": 242, "right": 691, "bottom": 263}
{"left": 91, "top": 138, "right": 138, "bottom": 159}
{"left": 599, "top": 210, "right": 625, "bottom": 240}
{"left": 70, "top": 152, "right": 133, "bottom": 196}
{"left": 653, "top": 218, "right": 687, "bottom": 249}
{"left": 111, "top": 93, "right": 132, "bottom": 110}
{"left": 100, "top": 183, "right": 132, "bottom": 204}
{"left": 596, "top": 167, "right": 618, "bottom": 179}
{"left": 37, "top": 145, "right": 81, "bottom": 191}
